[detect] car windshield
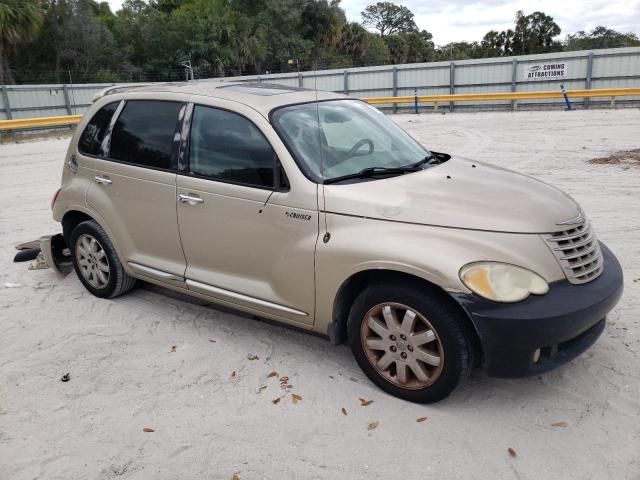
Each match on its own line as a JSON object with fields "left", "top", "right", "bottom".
{"left": 271, "top": 100, "right": 430, "bottom": 183}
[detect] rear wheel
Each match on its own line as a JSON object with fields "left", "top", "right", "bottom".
{"left": 348, "top": 283, "right": 471, "bottom": 403}
{"left": 70, "top": 220, "right": 136, "bottom": 298}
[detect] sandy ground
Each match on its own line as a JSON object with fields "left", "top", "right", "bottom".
{"left": 1, "top": 109, "right": 639, "bottom": 480}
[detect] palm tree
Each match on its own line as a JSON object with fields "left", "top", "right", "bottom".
{"left": 340, "top": 23, "right": 366, "bottom": 66}
{"left": 0, "top": 0, "right": 43, "bottom": 84}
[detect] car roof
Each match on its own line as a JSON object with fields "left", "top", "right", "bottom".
{"left": 100, "top": 80, "right": 350, "bottom": 117}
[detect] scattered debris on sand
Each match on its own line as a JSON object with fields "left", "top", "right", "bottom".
{"left": 588, "top": 149, "right": 640, "bottom": 167}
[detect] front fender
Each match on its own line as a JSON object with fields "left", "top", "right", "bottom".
{"left": 313, "top": 213, "right": 565, "bottom": 336}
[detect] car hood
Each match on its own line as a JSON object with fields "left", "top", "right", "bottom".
{"left": 323, "top": 157, "right": 581, "bottom": 234}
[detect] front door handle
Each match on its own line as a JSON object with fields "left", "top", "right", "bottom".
{"left": 94, "top": 175, "right": 112, "bottom": 185}
{"left": 178, "top": 193, "right": 204, "bottom": 205}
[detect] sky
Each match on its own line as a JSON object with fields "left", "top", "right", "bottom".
{"left": 104, "top": 0, "right": 640, "bottom": 45}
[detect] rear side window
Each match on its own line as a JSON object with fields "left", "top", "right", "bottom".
{"left": 78, "top": 102, "right": 118, "bottom": 156}
{"left": 189, "top": 106, "right": 275, "bottom": 188}
{"left": 109, "top": 100, "right": 182, "bottom": 170}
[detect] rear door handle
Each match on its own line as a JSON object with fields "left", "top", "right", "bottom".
{"left": 94, "top": 175, "right": 112, "bottom": 185}
{"left": 178, "top": 193, "right": 204, "bottom": 205}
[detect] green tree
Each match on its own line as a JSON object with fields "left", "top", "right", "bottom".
{"left": 481, "top": 29, "right": 516, "bottom": 56}
{"left": 383, "top": 34, "right": 407, "bottom": 63}
{"left": 401, "top": 30, "right": 434, "bottom": 63}
{"left": 300, "top": 0, "right": 344, "bottom": 68}
{"left": 565, "top": 26, "right": 640, "bottom": 50}
{"left": 169, "top": 0, "right": 230, "bottom": 77}
{"left": 225, "top": 9, "right": 267, "bottom": 75}
{"left": 361, "top": 2, "right": 417, "bottom": 37}
{"left": 339, "top": 22, "right": 390, "bottom": 66}
{"left": 339, "top": 22, "right": 367, "bottom": 65}
{"left": 0, "top": 0, "right": 43, "bottom": 83}
{"left": 360, "top": 32, "right": 388, "bottom": 66}
{"left": 511, "top": 10, "right": 561, "bottom": 55}
{"left": 434, "top": 41, "right": 488, "bottom": 61}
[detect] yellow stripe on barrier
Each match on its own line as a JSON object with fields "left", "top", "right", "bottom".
{"left": 0, "top": 87, "right": 639, "bottom": 131}
{"left": 0, "top": 114, "right": 82, "bottom": 131}
{"left": 363, "top": 88, "right": 640, "bottom": 105}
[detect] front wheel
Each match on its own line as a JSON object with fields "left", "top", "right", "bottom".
{"left": 347, "top": 283, "right": 472, "bottom": 403}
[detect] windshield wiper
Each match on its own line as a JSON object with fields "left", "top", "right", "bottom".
{"left": 407, "top": 153, "right": 440, "bottom": 169}
{"left": 323, "top": 153, "right": 439, "bottom": 185}
{"left": 324, "top": 165, "right": 420, "bottom": 185}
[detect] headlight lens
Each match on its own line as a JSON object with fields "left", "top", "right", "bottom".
{"left": 459, "top": 262, "right": 549, "bottom": 303}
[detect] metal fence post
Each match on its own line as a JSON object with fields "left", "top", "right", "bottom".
{"left": 585, "top": 52, "right": 594, "bottom": 109}
{"left": 449, "top": 62, "right": 455, "bottom": 112}
{"left": 343, "top": 70, "right": 348, "bottom": 95}
{"left": 298, "top": 73, "right": 303, "bottom": 88}
{"left": 511, "top": 58, "right": 518, "bottom": 111}
{"left": 1, "top": 86, "right": 12, "bottom": 120}
{"left": 560, "top": 84, "right": 572, "bottom": 111}
{"left": 62, "top": 84, "right": 73, "bottom": 116}
{"left": 392, "top": 66, "right": 398, "bottom": 114}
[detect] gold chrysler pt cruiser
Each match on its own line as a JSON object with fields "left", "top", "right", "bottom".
{"left": 47, "top": 82, "right": 623, "bottom": 403}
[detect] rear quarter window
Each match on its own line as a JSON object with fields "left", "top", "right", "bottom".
{"left": 78, "top": 102, "right": 119, "bottom": 156}
{"left": 109, "top": 100, "right": 183, "bottom": 170}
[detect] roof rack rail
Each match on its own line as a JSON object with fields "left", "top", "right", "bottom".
{"left": 91, "top": 83, "right": 154, "bottom": 103}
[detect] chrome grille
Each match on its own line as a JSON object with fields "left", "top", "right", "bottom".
{"left": 544, "top": 222, "right": 603, "bottom": 285}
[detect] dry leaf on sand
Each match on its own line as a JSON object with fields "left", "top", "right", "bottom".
{"left": 358, "top": 398, "right": 373, "bottom": 406}
{"left": 508, "top": 448, "right": 517, "bottom": 458}
{"left": 267, "top": 371, "right": 278, "bottom": 378}
{"left": 230, "top": 371, "right": 236, "bottom": 378}
{"left": 416, "top": 417, "right": 428, "bottom": 423}
{"left": 170, "top": 345, "right": 176, "bottom": 353}
{"left": 367, "top": 421, "right": 379, "bottom": 430}
{"left": 143, "top": 427, "right": 155, "bottom": 432}
{"left": 341, "top": 408, "right": 347, "bottom": 416}
{"left": 551, "top": 421, "right": 568, "bottom": 427}
{"left": 247, "top": 354, "right": 259, "bottom": 361}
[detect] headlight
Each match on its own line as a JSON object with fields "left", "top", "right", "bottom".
{"left": 459, "top": 262, "right": 549, "bottom": 303}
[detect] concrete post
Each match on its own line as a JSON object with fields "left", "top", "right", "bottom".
{"left": 298, "top": 73, "right": 303, "bottom": 88}
{"left": 343, "top": 70, "right": 348, "bottom": 95}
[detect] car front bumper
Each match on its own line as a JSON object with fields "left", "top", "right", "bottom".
{"left": 453, "top": 242, "right": 623, "bottom": 377}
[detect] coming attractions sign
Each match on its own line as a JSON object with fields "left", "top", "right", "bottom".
{"left": 524, "top": 62, "right": 568, "bottom": 80}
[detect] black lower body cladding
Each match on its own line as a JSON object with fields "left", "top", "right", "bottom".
{"left": 453, "top": 242, "right": 623, "bottom": 377}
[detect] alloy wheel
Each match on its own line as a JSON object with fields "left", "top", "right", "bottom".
{"left": 75, "top": 233, "right": 110, "bottom": 289}
{"left": 361, "top": 302, "right": 444, "bottom": 390}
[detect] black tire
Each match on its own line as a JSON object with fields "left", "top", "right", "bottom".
{"left": 70, "top": 220, "right": 136, "bottom": 298}
{"left": 347, "top": 282, "right": 472, "bottom": 403}
{"left": 14, "top": 248, "right": 41, "bottom": 262}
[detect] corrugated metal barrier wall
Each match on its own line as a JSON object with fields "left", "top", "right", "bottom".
{"left": 2, "top": 46, "right": 639, "bottom": 120}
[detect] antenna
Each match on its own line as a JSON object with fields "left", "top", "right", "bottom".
{"left": 313, "top": 43, "right": 330, "bottom": 242}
